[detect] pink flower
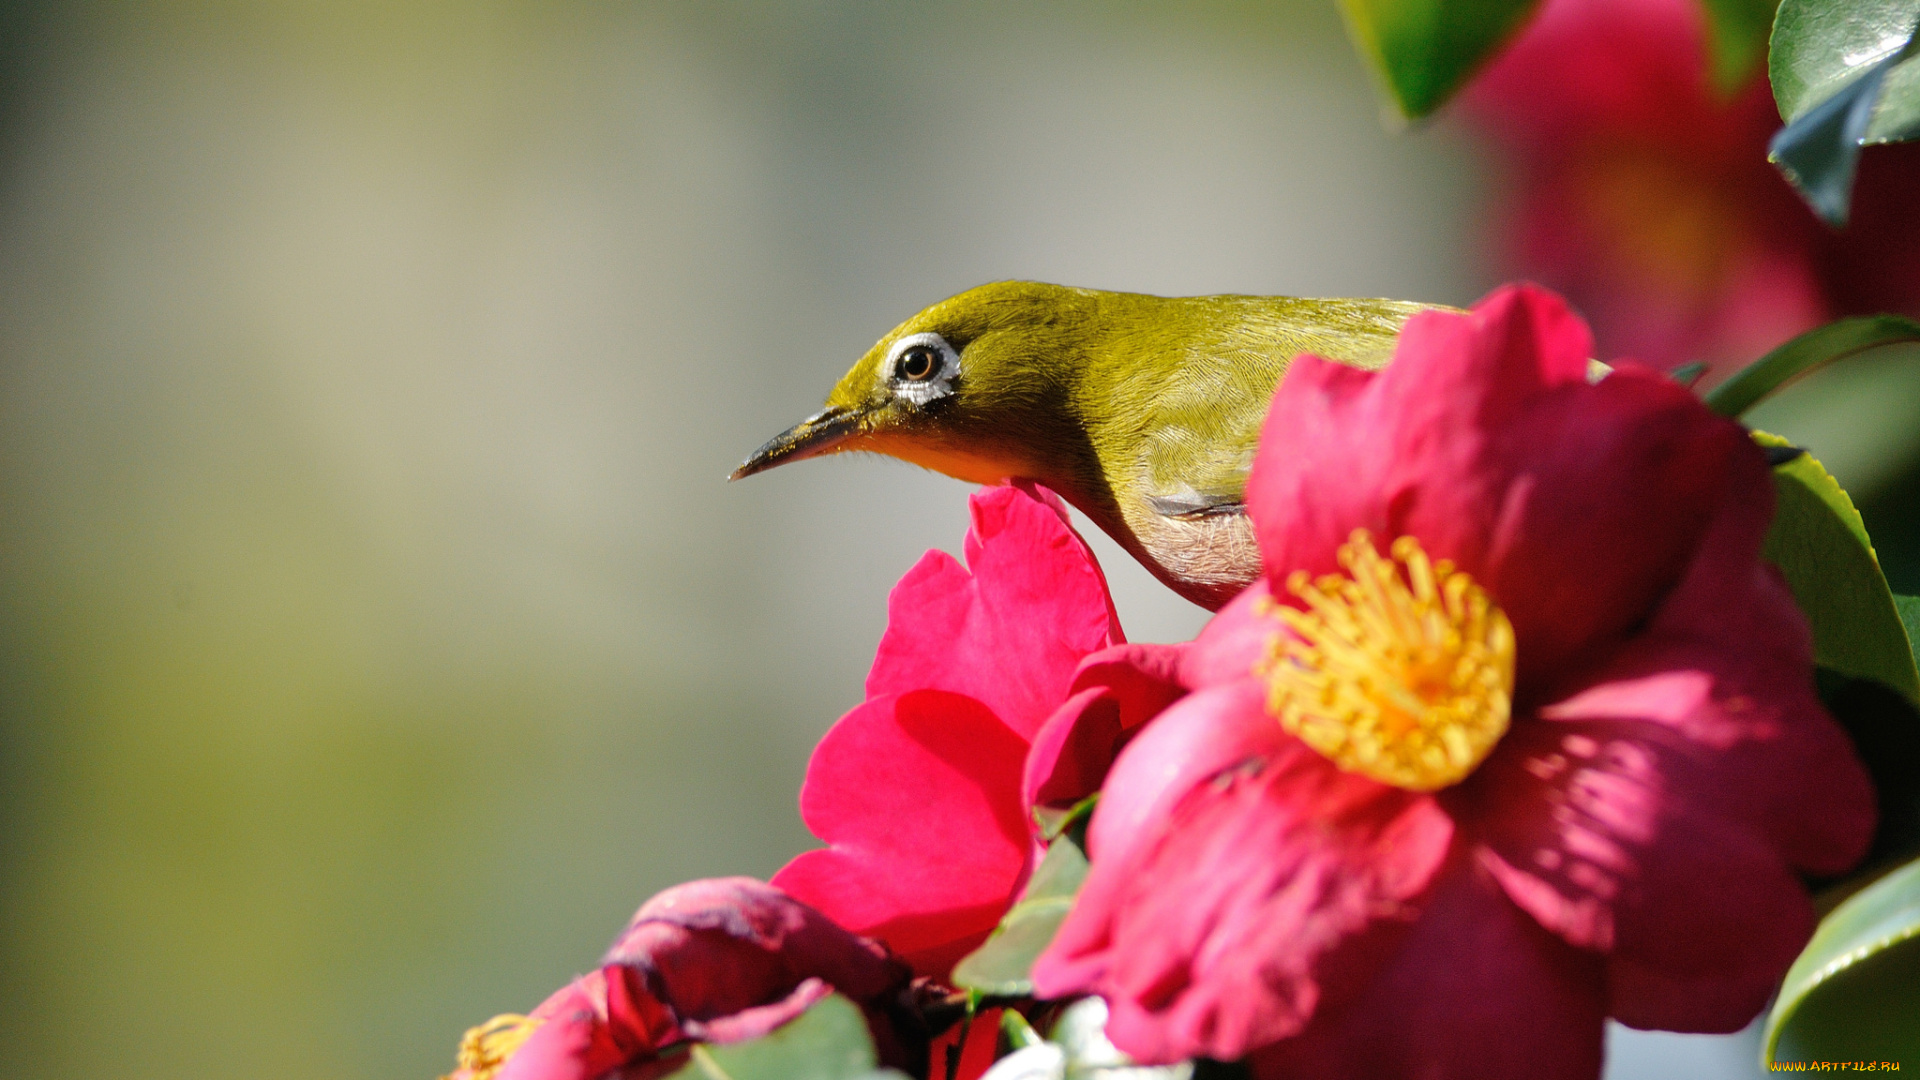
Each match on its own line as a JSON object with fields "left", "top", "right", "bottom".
{"left": 1461, "top": 0, "right": 1920, "bottom": 372}
{"left": 1029, "top": 285, "right": 1875, "bottom": 1078}
{"left": 773, "top": 482, "right": 1184, "bottom": 979}
{"left": 443, "top": 878, "right": 916, "bottom": 1080}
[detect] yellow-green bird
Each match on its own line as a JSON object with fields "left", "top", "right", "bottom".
{"left": 732, "top": 281, "right": 1441, "bottom": 610}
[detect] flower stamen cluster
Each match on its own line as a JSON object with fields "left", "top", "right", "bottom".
{"left": 448, "top": 1013, "right": 540, "bottom": 1080}
{"left": 1259, "top": 529, "right": 1515, "bottom": 791}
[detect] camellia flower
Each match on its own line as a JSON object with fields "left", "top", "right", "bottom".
{"left": 1030, "top": 285, "right": 1876, "bottom": 1079}
{"left": 443, "top": 877, "right": 917, "bottom": 1080}
{"left": 772, "top": 482, "right": 1183, "bottom": 979}
{"left": 1461, "top": 0, "right": 1920, "bottom": 372}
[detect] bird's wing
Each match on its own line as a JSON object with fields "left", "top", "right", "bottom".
{"left": 1145, "top": 490, "right": 1246, "bottom": 519}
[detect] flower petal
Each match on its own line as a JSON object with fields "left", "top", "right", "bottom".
{"left": 1587, "top": 444, "right": 1875, "bottom": 874}
{"left": 685, "top": 977, "right": 835, "bottom": 1045}
{"left": 1249, "top": 286, "right": 1755, "bottom": 682}
{"left": 867, "top": 483, "right": 1121, "bottom": 740}
{"left": 495, "top": 968, "right": 668, "bottom": 1080}
{"left": 1178, "top": 581, "right": 1280, "bottom": 691}
{"left": 1032, "top": 681, "right": 1454, "bottom": 1063}
{"left": 1245, "top": 854, "right": 1606, "bottom": 1080}
{"left": 605, "top": 877, "right": 906, "bottom": 1024}
{"left": 1470, "top": 721, "right": 1817, "bottom": 1033}
{"left": 1022, "top": 644, "right": 1188, "bottom": 810}
{"left": 1462, "top": 445, "right": 1871, "bottom": 1031}
{"left": 773, "top": 690, "right": 1035, "bottom": 977}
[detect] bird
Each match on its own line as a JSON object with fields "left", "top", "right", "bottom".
{"left": 731, "top": 280, "right": 1442, "bottom": 610}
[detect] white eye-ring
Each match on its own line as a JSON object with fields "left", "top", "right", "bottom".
{"left": 885, "top": 332, "right": 959, "bottom": 406}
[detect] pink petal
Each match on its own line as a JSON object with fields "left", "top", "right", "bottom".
{"left": 685, "top": 977, "right": 834, "bottom": 1044}
{"left": 496, "top": 968, "right": 668, "bottom": 1080}
{"left": 772, "top": 690, "right": 1034, "bottom": 977}
{"left": 1470, "top": 719, "right": 1817, "bottom": 1032}
{"left": 1248, "top": 286, "right": 1757, "bottom": 683}
{"left": 867, "top": 483, "right": 1122, "bottom": 740}
{"left": 1033, "top": 682, "right": 1454, "bottom": 1063}
{"left": 1246, "top": 855, "right": 1606, "bottom": 1080}
{"left": 1461, "top": 443, "right": 1870, "bottom": 1029}
{"left": 606, "top": 877, "right": 907, "bottom": 1022}
{"left": 1463, "top": 0, "right": 1717, "bottom": 150}
{"left": 1178, "top": 582, "right": 1280, "bottom": 691}
{"left": 1022, "top": 644, "right": 1188, "bottom": 810}
{"left": 1588, "top": 446, "right": 1875, "bottom": 873}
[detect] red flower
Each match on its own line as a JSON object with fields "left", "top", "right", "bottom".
{"left": 1029, "top": 286, "right": 1875, "bottom": 1078}
{"left": 773, "top": 482, "right": 1183, "bottom": 979}
{"left": 443, "top": 878, "right": 915, "bottom": 1080}
{"left": 1460, "top": 0, "right": 1920, "bottom": 372}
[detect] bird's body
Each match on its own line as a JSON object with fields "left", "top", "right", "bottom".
{"left": 734, "top": 281, "right": 1441, "bottom": 609}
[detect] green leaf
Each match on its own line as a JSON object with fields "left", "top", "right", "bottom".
{"left": 1705, "top": 314, "right": 1920, "bottom": 417}
{"left": 1032, "top": 793, "right": 1099, "bottom": 843}
{"left": 1755, "top": 431, "right": 1920, "bottom": 705}
{"left": 1668, "top": 360, "right": 1710, "bottom": 387}
{"left": 1001, "top": 1009, "right": 1046, "bottom": 1052}
{"left": 1897, "top": 593, "right": 1920, "bottom": 670}
{"left": 661, "top": 994, "right": 908, "bottom": 1080}
{"left": 951, "top": 834, "right": 1090, "bottom": 998}
{"left": 1772, "top": 0, "right": 1920, "bottom": 140}
{"left": 1338, "top": 0, "right": 1542, "bottom": 121}
{"left": 1767, "top": 0, "right": 1920, "bottom": 224}
{"left": 1766, "top": 856, "right": 1920, "bottom": 1066}
{"left": 1700, "top": 0, "right": 1781, "bottom": 94}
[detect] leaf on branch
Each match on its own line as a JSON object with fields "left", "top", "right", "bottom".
{"left": 1338, "top": 0, "right": 1542, "bottom": 122}
{"left": 1767, "top": 0, "right": 1920, "bottom": 224}
{"left": 1766, "top": 855, "right": 1920, "bottom": 1066}
{"left": 1704, "top": 314, "right": 1920, "bottom": 417}
{"left": 1753, "top": 431, "right": 1920, "bottom": 705}
{"left": 952, "top": 834, "right": 1090, "bottom": 999}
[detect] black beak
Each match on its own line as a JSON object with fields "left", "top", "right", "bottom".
{"left": 730, "top": 406, "right": 869, "bottom": 480}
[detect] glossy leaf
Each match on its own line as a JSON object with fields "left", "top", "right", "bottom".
{"left": 1772, "top": 0, "right": 1920, "bottom": 141}
{"left": 1754, "top": 432, "right": 1920, "bottom": 704}
{"left": 1701, "top": 0, "right": 1781, "bottom": 93}
{"left": 1766, "top": 856, "right": 1920, "bottom": 1066}
{"left": 660, "top": 994, "right": 909, "bottom": 1080}
{"left": 1338, "top": 0, "right": 1541, "bottom": 121}
{"left": 952, "top": 835, "right": 1090, "bottom": 998}
{"left": 1767, "top": 0, "right": 1920, "bottom": 223}
{"left": 1704, "top": 314, "right": 1920, "bottom": 417}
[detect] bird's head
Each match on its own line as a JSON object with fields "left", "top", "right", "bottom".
{"left": 731, "top": 281, "right": 1107, "bottom": 485}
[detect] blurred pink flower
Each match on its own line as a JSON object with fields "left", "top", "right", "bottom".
{"left": 443, "top": 877, "right": 916, "bottom": 1080}
{"left": 1461, "top": 0, "right": 1920, "bottom": 372}
{"left": 1030, "top": 285, "right": 1875, "bottom": 1079}
{"left": 773, "top": 482, "right": 1183, "bottom": 979}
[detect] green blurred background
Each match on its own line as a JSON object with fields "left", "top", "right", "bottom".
{"left": 0, "top": 4, "right": 1913, "bottom": 1079}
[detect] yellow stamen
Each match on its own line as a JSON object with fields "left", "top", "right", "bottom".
{"left": 443, "top": 1013, "right": 543, "bottom": 1080}
{"left": 1258, "top": 529, "right": 1515, "bottom": 791}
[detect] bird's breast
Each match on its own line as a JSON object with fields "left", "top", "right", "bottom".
{"left": 1121, "top": 499, "right": 1261, "bottom": 610}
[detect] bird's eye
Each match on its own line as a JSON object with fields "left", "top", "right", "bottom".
{"left": 897, "top": 345, "right": 939, "bottom": 382}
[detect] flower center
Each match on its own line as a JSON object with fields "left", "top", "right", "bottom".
{"left": 1258, "top": 529, "right": 1515, "bottom": 791}
{"left": 445, "top": 1013, "right": 542, "bottom": 1080}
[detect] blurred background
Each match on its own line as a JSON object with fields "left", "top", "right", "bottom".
{"left": 0, "top": 3, "right": 1913, "bottom": 1079}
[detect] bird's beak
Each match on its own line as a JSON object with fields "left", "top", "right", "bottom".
{"left": 730, "top": 405, "right": 870, "bottom": 480}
